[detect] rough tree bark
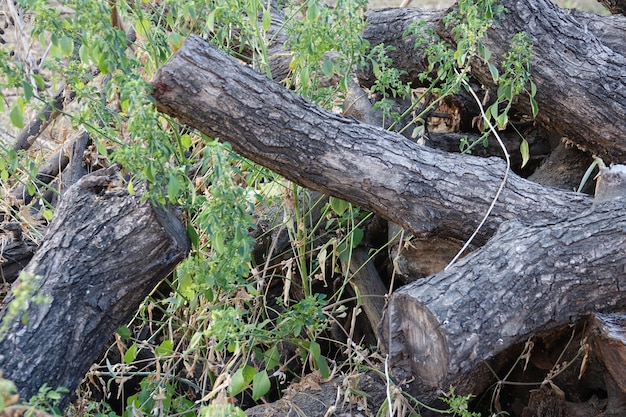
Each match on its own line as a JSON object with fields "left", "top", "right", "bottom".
{"left": 0, "top": 166, "right": 190, "bottom": 408}
{"left": 151, "top": 32, "right": 626, "bottom": 410}
{"left": 152, "top": 35, "right": 591, "bottom": 247}
{"left": 362, "top": 1, "right": 626, "bottom": 162}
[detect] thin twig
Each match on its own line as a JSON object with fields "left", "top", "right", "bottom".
{"left": 445, "top": 80, "right": 511, "bottom": 270}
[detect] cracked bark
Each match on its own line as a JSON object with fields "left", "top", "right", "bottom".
{"left": 361, "top": 1, "right": 626, "bottom": 163}
{"left": 152, "top": 35, "right": 626, "bottom": 411}
{"left": 0, "top": 167, "right": 190, "bottom": 408}
{"left": 152, "top": 35, "right": 591, "bottom": 247}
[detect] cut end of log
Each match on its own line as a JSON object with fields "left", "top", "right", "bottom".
{"left": 380, "top": 292, "right": 449, "bottom": 386}
{"left": 594, "top": 164, "right": 626, "bottom": 206}
{"left": 591, "top": 312, "right": 626, "bottom": 395}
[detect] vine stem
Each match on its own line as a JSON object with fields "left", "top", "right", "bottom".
{"left": 444, "top": 79, "right": 511, "bottom": 270}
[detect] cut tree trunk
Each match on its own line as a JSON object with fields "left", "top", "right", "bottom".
{"left": 380, "top": 197, "right": 626, "bottom": 408}
{"left": 152, "top": 35, "right": 591, "bottom": 248}
{"left": 362, "top": 1, "right": 626, "bottom": 163}
{"left": 151, "top": 34, "right": 626, "bottom": 412}
{"left": 0, "top": 166, "right": 190, "bottom": 408}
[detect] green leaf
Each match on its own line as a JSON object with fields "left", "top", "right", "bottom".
{"left": 306, "top": 2, "right": 320, "bottom": 22}
{"left": 349, "top": 227, "right": 364, "bottom": 249}
{"left": 264, "top": 346, "right": 281, "bottom": 371}
{"left": 496, "top": 112, "right": 508, "bottom": 130}
{"left": 117, "top": 325, "right": 131, "bottom": 339}
{"left": 167, "top": 173, "right": 180, "bottom": 200}
{"left": 207, "top": 10, "right": 216, "bottom": 33}
{"left": 530, "top": 80, "right": 537, "bottom": 97}
{"left": 487, "top": 63, "right": 499, "bottom": 82}
{"left": 167, "top": 32, "right": 185, "bottom": 51}
{"left": 9, "top": 99, "right": 25, "bottom": 129}
{"left": 489, "top": 103, "right": 499, "bottom": 120}
{"left": 124, "top": 343, "right": 138, "bottom": 364}
{"left": 520, "top": 139, "right": 530, "bottom": 168}
{"left": 135, "top": 17, "right": 152, "bottom": 38}
{"left": 78, "top": 44, "right": 89, "bottom": 64}
{"left": 144, "top": 163, "right": 155, "bottom": 182}
{"left": 309, "top": 341, "right": 330, "bottom": 378}
{"left": 498, "top": 83, "right": 513, "bottom": 101}
{"left": 329, "top": 196, "right": 349, "bottom": 216}
{"left": 229, "top": 365, "right": 256, "bottom": 396}
{"left": 321, "top": 57, "right": 334, "bottom": 77}
{"left": 180, "top": 133, "right": 192, "bottom": 148}
{"left": 529, "top": 95, "right": 539, "bottom": 118}
{"left": 189, "top": 331, "right": 203, "bottom": 349}
{"left": 22, "top": 80, "right": 34, "bottom": 101}
{"left": 59, "top": 36, "right": 74, "bottom": 57}
{"left": 127, "top": 180, "right": 135, "bottom": 195}
{"left": 42, "top": 209, "right": 54, "bottom": 221}
{"left": 262, "top": 9, "right": 271, "bottom": 32}
{"left": 187, "top": 224, "right": 199, "bottom": 250}
{"left": 252, "top": 370, "right": 271, "bottom": 400}
{"left": 96, "top": 141, "right": 108, "bottom": 156}
{"left": 156, "top": 339, "right": 174, "bottom": 357}
{"left": 32, "top": 74, "right": 45, "bottom": 91}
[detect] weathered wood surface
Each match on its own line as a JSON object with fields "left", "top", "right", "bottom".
{"left": 152, "top": 35, "right": 591, "bottom": 248}
{"left": 591, "top": 312, "right": 626, "bottom": 397}
{"left": 362, "top": 1, "right": 626, "bottom": 163}
{"left": 151, "top": 33, "right": 626, "bottom": 412}
{"left": 0, "top": 166, "right": 190, "bottom": 408}
{"left": 381, "top": 197, "right": 626, "bottom": 406}
{"left": 0, "top": 224, "right": 37, "bottom": 284}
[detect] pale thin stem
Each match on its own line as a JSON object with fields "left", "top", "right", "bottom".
{"left": 445, "top": 79, "right": 511, "bottom": 270}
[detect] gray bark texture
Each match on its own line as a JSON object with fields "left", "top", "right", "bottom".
{"left": 151, "top": 35, "right": 591, "bottom": 247}
{"left": 381, "top": 198, "right": 626, "bottom": 406}
{"left": 151, "top": 31, "right": 626, "bottom": 411}
{"left": 362, "top": 1, "right": 626, "bottom": 163}
{"left": 0, "top": 166, "right": 190, "bottom": 408}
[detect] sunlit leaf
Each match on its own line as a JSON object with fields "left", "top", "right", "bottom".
{"left": 262, "top": 9, "right": 271, "bottom": 32}
{"left": 329, "top": 196, "right": 349, "bottom": 216}
{"left": 520, "top": 139, "right": 530, "bottom": 168}
{"left": 124, "top": 343, "right": 138, "bottom": 364}
{"left": 135, "top": 17, "right": 152, "bottom": 39}
{"left": 306, "top": 2, "right": 320, "bottom": 22}
{"left": 156, "top": 339, "right": 174, "bottom": 357}
{"left": 59, "top": 36, "right": 74, "bottom": 57}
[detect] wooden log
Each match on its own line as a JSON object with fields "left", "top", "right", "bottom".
{"left": 380, "top": 198, "right": 626, "bottom": 408}
{"left": 0, "top": 166, "right": 190, "bottom": 408}
{"left": 0, "top": 223, "right": 37, "bottom": 284}
{"left": 152, "top": 35, "right": 592, "bottom": 247}
{"left": 591, "top": 313, "right": 626, "bottom": 396}
{"left": 362, "top": 2, "right": 626, "bottom": 163}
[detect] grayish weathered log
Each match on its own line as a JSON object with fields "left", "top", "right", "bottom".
{"left": 0, "top": 166, "right": 190, "bottom": 408}
{"left": 152, "top": 35, "right": 591, "bottom": 246}
{"left": 380, "top": 199, "right": 626, "bottom": 407}
{"left": 362, "top": 2, "right": 626, "bottom": 163}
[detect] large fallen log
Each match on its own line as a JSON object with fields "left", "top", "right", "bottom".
{"left": 0, "top": 166, "right": 190, "bottom": 408}
{"left": 152, "top": 35, "right": 591, "bottom": 247}
{"left": 151, "top": 34, "right": 626, "bottom": 412}
{"left": 381, "top": 194, "right": 626, "bottom": 407}
{"left": 362, "top": 0, "right": 626, "bottom": 163}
